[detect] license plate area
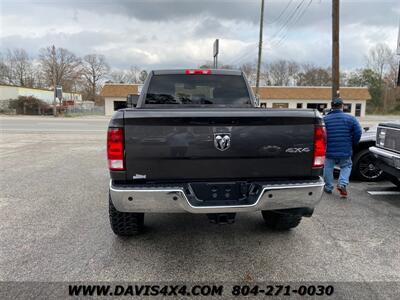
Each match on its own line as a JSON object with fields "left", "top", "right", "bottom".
{"left": 187, "top": 182, "right": 261, "bottom": 207}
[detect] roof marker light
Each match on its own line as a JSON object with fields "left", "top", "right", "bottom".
{"left": 185, "top": 69, "right": 212, "bottom": 75}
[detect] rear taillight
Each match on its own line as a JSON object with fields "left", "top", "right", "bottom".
{"left": 107, "top": 128, "right": 124, "bottom": 171}
{"left": 185, "top": 69, "right": 212, "bottom": 75}
{"left": 313, "top": 126, "right": 326, "bottom": 168}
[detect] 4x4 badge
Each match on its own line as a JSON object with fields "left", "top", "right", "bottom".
{"left": 285, "top": 147, "right": 311, "bottom": 153}
{"left": 214, "top": 133, "right": 231, "bottom": 151}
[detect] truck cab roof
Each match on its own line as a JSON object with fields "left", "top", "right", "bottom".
{"left": 152, "top": 69, "right": 243, "bottom": 76}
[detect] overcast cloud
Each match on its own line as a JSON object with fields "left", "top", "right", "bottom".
{"left": 1, "top": 0, "right": 399, "bottom": 71}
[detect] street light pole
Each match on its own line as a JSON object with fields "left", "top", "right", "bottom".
{"left": 255, "top": 0, "right": 265, "bottom": 96}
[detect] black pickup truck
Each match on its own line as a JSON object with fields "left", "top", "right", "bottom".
{"left": 107, "top": 69, "right": 326, "bottom": 236}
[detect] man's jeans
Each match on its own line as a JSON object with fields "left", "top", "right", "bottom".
{"left": 323, "top": 157, "right": 352, "bottom": 192}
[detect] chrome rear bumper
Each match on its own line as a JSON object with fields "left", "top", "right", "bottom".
{"left": 109, "top": 178, "right": 325, "bottom": 213}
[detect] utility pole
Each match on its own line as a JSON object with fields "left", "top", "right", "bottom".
{"left": 332, "top": 0, "right": 340, "bottom": 100}
{"left": 396, "top": 21, "right": 400, "bottom": 86}
{"left": 255, "top": 0, "right": 265, "bottom": 96}
{"left": 52, "top": 45, "right": 57, "bottom": 117}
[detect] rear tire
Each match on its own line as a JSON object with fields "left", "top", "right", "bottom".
{"left": 109, "top": 195, "right": 144, "bottom": 236}
{"left": 261, "top": 211, "right": 302, "bottom": 230}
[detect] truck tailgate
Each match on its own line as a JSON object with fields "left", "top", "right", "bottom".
{"left": 123, "top": 109, "right": 318, "bottom": 181}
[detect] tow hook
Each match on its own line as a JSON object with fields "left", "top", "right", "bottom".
{"left": 207, "top": 213, "right": 236, "bottom": 225}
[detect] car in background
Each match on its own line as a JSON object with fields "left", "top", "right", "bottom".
{"left": 334, "top": 126, "right": 384, "bottom": 182}
{"left": 351, "top": 127, "right": 384, "bottom": 181}
{"left": 370, "top": 123, "right": 400, "bottom": 189}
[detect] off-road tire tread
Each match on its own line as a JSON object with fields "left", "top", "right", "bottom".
{"left": 109, "top": 196, "right": 144, "bottom": 236}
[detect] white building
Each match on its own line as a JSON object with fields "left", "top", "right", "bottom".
{"left": 0, "top": 84, "right": 82, "bottom": 109}
{"left": 101, "top": 83, "right": 370, "bottom": 117}
{"left": 256, "top": 86, "right": 370, "bottom": 117}
{"left": 101, "top": 83, "right": 142, "bottom": 116}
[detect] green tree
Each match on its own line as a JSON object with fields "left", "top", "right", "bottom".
{"left": 347, "top": 68, "right": 383, "bottom": 109}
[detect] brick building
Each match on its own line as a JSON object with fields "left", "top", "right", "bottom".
{"left": 101, "top": 83, "right": 370, "bottom": 117}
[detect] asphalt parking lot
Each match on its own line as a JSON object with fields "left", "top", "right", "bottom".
{"left": 0, "top": 116, "right": 399, "bottom": 286}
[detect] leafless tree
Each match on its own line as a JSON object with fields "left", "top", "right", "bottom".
{"left": 0, "top": 49, "right": 38, "bottom": 87}
{"left": 138, "top": 70, "right": 148, "bottom": 83}
{"left": 366, "top": 43, "right": 395, "bottom": 82}
{"left": 240, "top": 62, "right": 257, "bottom": 86}
{"left": 267, "top": 60, "right": 299, "bottom": 86}
{"left": 125, "top": 66, "right": 142, "bottom": 83}
{"left": 30, "top": 66, "right": 46, "bottom": 89}
{"left": 109, "top": 66, "right": 147, "bottom": 84}
{"left": 81, "top": 54, "right": 110, "bottom": 101}
{"left": 0, "top": 52, "right": 10, "bottom": 84}
{"left": 384, "top": 61, "right": 398, "bottom": 88}
{"left": 39, "top": 46, "right": 82, "bottom": 93}
{"left": 297, "top": 64, "right": 331, "bottom": 86}
{"left": 258, "top": 62, "right": 271, "bottom": 86}
{"left": 366, "top": 43, "right": 398, "bottom": 111}
{"left": 287, "top": 61, "right": 300, "bottom": 85}
{"left": 109, "top": 70, "right": 129, "bottom": 83}
{"left": 11, "top": 49, "right": 32, "bottom": 86}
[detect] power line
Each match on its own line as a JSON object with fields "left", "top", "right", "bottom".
{"left": 223, "top": 0, "right": 312, "bottom": 67}
{"left": 234, "top": 44, "right": 259, "bottom": 66}
{"left": 268, "top": 0, "right": 307, "bottom": 42}
{"left": 265, "top": 0, "right": 295, "bottom": 25}
{"left": 224, "top": 42, "right": 258, "bottom": 66}
{"left": 263, "top": 0, "right": 313, "bottom": 49}
{"left": 269, "top": 0, "right": 313, "bottom": 48}
{"left": 224, "top": 0, "right": 295, "bottom": 67}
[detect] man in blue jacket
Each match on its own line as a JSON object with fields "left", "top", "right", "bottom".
{"left": 323, "top": 98, "right": 362, "bottom": 198}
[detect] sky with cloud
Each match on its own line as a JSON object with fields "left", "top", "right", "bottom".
{"left": 1, "top": 0, "right": 399, "bottom": 71}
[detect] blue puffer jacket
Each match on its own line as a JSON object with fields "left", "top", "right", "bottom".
{"left": 324, "top": 109, "right": 362, "bottom": 158}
